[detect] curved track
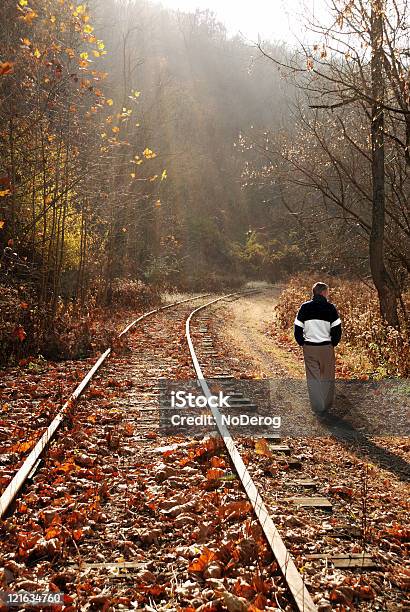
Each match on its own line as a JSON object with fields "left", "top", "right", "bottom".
{"left": 186, "top": 295, "right": 317, "bottom": 612}
{"left": 0, "top": 293, "right": 210, "bottom": 519}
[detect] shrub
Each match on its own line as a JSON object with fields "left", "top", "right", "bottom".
{"left": 0, "top": 283, "right": 36, "bottom": 367}
{"left": 0, "top": 278, "right": 162, "bottom": 365}
{"left": 103, "top": 278, "right": 161, "bottom": 310}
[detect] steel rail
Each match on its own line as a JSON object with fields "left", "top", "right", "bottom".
{"left": 0, "top": 293, "right": 210, "bottom": 520}
{"left": 185, "top": 294, "right": 318, "bottom": 612}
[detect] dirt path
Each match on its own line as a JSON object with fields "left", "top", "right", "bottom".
{"left": 217, "top": 285, "right": 305, "bottom": 378}
{"left": 209, "top": 288, "right": 409, "bottom": 610}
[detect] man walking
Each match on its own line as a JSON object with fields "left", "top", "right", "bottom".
{"left": 294, "top": 282, "right": 342, "bottom": 415}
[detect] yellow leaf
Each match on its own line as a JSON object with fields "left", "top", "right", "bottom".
{"left": 112, "top": 126, "right": 119, "bottom": 133}
{"left": 84, "top": 24, "right": 94, "bottom": 34}
{"left": 73, "top": 4, "right": 86, "bottom": 16}
{"left": 143, "top": 147, "right": 157, "bottom": 159}
{"left": 254, "top": 438, "right": 272, "bottom": 458}
{"left": 161, "top": 169, "right": 167, "bottom": 181}
{"left": 130, "top": 173, "right": 135, "bottom": 178}
{"left": 80, "top": 52, "right": 88, "bottom": 60}
{"left": 106, "top": 98, "right": 113, "bottom": 106}
{"left": 97, "top": 41, "right": 105, "bottom": 50}
{"left": 19, "top": 0, "right": 28, "bottom": 5}
{"left": 0, "top": 190, "right": 11, "bottom": 197}
{"left": 20, "top": 10, "right": 37, "bottom": 23}
{"left": 50, "top": 15, "right": 56, "bottom": 23}
{"left": 33, "top": 48, "right": 41, "bottom": 59}
{"left": 132, "top": 90, "right": 141, "bottom": 98}
{"left": 93, "top": 50, "right": 100, "bottom": 57}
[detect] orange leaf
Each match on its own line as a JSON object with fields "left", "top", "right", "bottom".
{"left": 124, "top": 423, "right": 134, "bottom": 436}
{"left": 188, "top": 547, "right": 216, "bottom": 572}
{"left": 88, "top": 387, "right": 105, "bottom": 398}
{"left": 0, "top": 62, "right": 14, "bottom": 76}
{"left": 206, "top": 468, "right": 225, "bottom": 480}
{"left": 254, "top": 438, "right": 272, "bottom": 457}
{"left": 20, "top": 10, "right": 38, "bottom": 23}
{"left": 218, "top": 501, "right": 251, "bottom": 520}
{"left": 10, "top": 440, "right": 34, "bottom": 453}
{"left": 13, "top": 325, "right": 26, "bottom": 342}
{"left": 58, "top": 459, "right": 77, "bottom": 473}
{"left": 73, "top": 528, "right": 83, "bottom": 541}
{"left": 45, "top": 525, "right": 61, "bottom": 540}
{"left": 0, "top": 220, "right": 4, "bottom": 229}
{"left": 210, "top": 456, "right": 226, "bottom": 468}
{"left": 20, "top": 302, "right": 29, "bottom": 309}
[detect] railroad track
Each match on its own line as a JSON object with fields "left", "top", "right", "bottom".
{"left": 0, "top": 293, "right": 211, "bottom": 520}
{"left": 186, "top": 295, "right": 317, "bottom": 611}
{"left": 0, "top": 292, "right": 407, "bottom": 610}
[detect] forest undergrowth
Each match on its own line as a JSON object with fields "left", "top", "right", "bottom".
{"left": 273, "top": 275, "right": 410, "bottom": 379}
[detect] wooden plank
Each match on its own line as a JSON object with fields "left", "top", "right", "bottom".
{"left": 279, "top": 458, "right": 302, "bottom": 470}
{"left": 264, "top": 434, "right": 282, "bottom": 442}
{"left": 306, "top": 553, "right": 378, "bottom": 569}
{"left": 72, "top": 561, "right": 145, "bottom": 570}
{"left": 291, "top": 479, "right": 317, "bottom": 488}
{"left": 269, "top": 444, "right": 291, "bottom": 455}
{"left": 334, "top": 557, "right": 379, "bottom": 569}
{"left": 186, "top": 297, "right": 317, "bottom": 612}
{"left": 209, "top": 374, "right": 234, "bottom": 380}
{"left": 222, "top": 404, "right": 258, "bottom": 412}
{"left": 291, "top": 496, "right": 333, "bottom": 509}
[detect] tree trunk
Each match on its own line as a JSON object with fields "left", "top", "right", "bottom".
{"left": 369, "top": 0, "right": 399, "bottom": 328}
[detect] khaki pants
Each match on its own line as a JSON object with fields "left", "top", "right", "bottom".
{"left": 303, "top": 344, "right": 335, "bottom": 414}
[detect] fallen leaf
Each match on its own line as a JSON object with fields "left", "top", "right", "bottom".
{"left": 254, "top": 438, "right": 272, "bottom": 457}
{"left": 188, "top": 547, "right": 216, "bottom": 572}
{"left": 0, "top": 62, "right": 14, "bottom": 76}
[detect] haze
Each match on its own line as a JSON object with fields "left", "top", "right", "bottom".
{"left": 159, "top": 0, "right": 329, "bottom": 42}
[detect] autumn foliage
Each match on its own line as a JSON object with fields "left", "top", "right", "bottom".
{"left": 274, "top": 275, "right": 410, "bottom": 377}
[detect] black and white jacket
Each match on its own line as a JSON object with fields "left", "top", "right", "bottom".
{"left": 294, "top": 294, "right": 342, "bottom": 346}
